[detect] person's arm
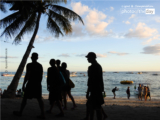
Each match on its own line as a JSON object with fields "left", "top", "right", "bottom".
{"left": 22, "top": 64, "right": 30, "bottom": 92}
{"left": 46, "top": 68, "right": 50, "bottom": 91}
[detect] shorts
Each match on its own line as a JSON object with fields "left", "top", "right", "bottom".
{"left": 147, "top": 92, "right": 150, "bottom": 97}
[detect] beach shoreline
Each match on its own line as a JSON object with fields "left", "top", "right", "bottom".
{"left": 1, "top": 96, "right": 160, "bottom": 120}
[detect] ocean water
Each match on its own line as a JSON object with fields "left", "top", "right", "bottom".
{"left": 0, "top": 72, "right": 160, "bottom": 98}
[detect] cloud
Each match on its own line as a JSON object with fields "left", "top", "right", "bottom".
{"left": 110, "top": 7, "right": 114, "bottom": 11}
{"left": 0, "top": 56, "right": 18, "bottom": 58}
{"left": 58, "top": 54, "right": 70, "bottom": 57}
{"left": 129, "top": 14, "right": 135, "bottom": 19}
{"left": 123, "top": 21, "right": 130, "bottom": 24}
{"left": 125, "top": 22, "right": 158, "bottom": 39}
{"left": 96, "top": 54, "right": 107, "bottom": 58}
{"left": 141, "top": 44, "right": 160, "bottom": 55}
{"left": 143, "top": 35, "right": 160, "bottom": 44}
{"left": 108, "top": 51, "right": 129, "bottom": 56}
{"left": 76, "top": 53, "right": 107, "bottom": 58}
{"left": 71, "top": 2, "right": 114, "bottom": 37}
{"left": 71, "top": 2, "right": 89, "bottom": 15}
{"left": 76, "top": 54, "right": 86, "bottom": 57}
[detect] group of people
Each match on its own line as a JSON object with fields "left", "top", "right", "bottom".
{"left": 12, "top": 52, "right": 107, "bottom": 120}
{"left": 138, "top": 84, "right": 151, "bottom": 101}
{"left": 112, "top": 87, "right": 130, "bottom": 99}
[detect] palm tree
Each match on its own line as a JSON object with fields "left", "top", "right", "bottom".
{"left": 0, "top": 0, "right": 83, "bottom": 98}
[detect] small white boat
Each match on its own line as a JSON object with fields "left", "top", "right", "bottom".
{"left": 70, "top": 73, "right": 77, "bottom": 77}
{"left": 1, "top": 73, "right": 14, "bottom": 77}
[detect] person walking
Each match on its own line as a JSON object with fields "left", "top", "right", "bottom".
{"left": 126, "top": 87, "right": 130, "bottom": 99}
{"left": 13, "top": 53, "right": 45, "bottom": 119}
{"left": 83, "top": 52, "right": 106, "bottom": 120}
{"left": 46, "top": 59, "right": 64, "bottom": 117}
{"left": 61, "top": 62, "right": 77, "bottom": 110}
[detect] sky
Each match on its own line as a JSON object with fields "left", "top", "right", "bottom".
{"left": 0, "top": 0, "right": 160, "bottom": 72}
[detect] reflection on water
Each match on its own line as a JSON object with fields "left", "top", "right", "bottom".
{"left": 0, "top": 72, "right": 160, "bottom": 98}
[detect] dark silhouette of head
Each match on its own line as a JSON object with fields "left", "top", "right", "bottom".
{"left": 61, "top": 62, "right": 67, "bottom": 69}
{"left": 56, "top": 60, "right": 61, "bottom": 67}
{"left": 31, "top": 53, "right": 38, "bottom": 62}
{"left": 50, "top": 59, "right": 56, "bottom": 67}
{"left": 85, "top": 52, "right": 97, "bottom": 63}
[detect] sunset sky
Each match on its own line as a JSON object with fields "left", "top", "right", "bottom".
{"left": 0, "top": 0, "right": 160, "bottom": 72}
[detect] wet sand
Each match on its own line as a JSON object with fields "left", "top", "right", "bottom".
{"left": 1, "top": 97, "right": 160, "bottom": 120}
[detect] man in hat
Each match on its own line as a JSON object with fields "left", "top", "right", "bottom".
{"left": 13, "top": 53, "right": 45, "bottom": 119}
{"left": 84, "top": 52, "right": 105, "bottom": 120}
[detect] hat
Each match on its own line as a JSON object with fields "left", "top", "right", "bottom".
{"left": 85, "top": 52, "right": 96, "bottom": 58}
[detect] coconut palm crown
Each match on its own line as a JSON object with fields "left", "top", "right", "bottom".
{"left": 0, "top": 0, "right": 83, "bottom": 98}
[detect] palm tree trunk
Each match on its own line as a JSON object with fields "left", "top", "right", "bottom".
{"left": 3, "top": 12, "right": 42, "bottom": 98}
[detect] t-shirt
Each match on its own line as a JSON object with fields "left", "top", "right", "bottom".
{"left": 47, "top": 66, "right": 60, "bottom": 88}
{"left": 27, "top": 62, "right": 43, "bottom": 85}
{"left": 87, "top": 61, "right": 104, "bottom": 92}
{"left": 138, "top": 86, "right": 142, "bottom": 93}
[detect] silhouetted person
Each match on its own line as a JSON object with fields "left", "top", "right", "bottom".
{"left": 84, "top": 52, "right": 105, "bottom": 120}
{"left": 138, "top": 84, "right": 142, "bottom": 101}
{"left": 126, "top": 87, "right": 130, "bottom": 99}
{"left": 61, "top": 62, "right": 77, "bottom": 109}
{"left": 147, "top": 86, "right": 151, "bottom": 101}
{"left": 56, "top": 60, "right": 61, "bottom": 70}
{"left": 112, "top": 87, "right": 117, "bottom": 99}
{"left": 46, "top": 59, "right": 64, "bottom": 117}
{"left": 13, "top": 53, "right": 45, "bottom": 119}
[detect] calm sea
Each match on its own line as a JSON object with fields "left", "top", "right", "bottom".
{"left": 0, "top": 71, "right": 160, "bottom": 99}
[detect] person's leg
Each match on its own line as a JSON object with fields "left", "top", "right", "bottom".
{"left": 56, "top": 100, "right": 64, "bottom": 116}
{"left": 96, "top": 108, "right": 102, "bottom": 120}
{"left": 37, "top": 98, "right": 45, "bottom": 118}
{"left": 63, "top": 91, "right": 67, "bottom": 109}
{"left": 19, "top": 98, "right": 27, "bottom": 114}
{"left": 90, "top": 109, "right": 94, "bottom": 120}
{"left": 13, "top": 98, "right": 27, "bottom": 116}
{"left": 67, "top": 91, "right": 77, "bottom": 108}
{"left": 101, "top": 107, "right": 107, "bottom": 119}
{"left": 113, "top": 92, "right": 116, "bottom": 99}
{"left": 47, "top": 101, "right": 55, "bottom": 113}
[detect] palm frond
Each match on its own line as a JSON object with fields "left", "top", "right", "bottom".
{"left": 47, "top": 13, "right": 63, "bottom": 37}
{"left": 0, "top": 2, "right": 7, "bottom": 13}
{"left": 1, "top": 14, "right": 27, "bottom": 38}
{"left": 48, "top": 9, "right": 72, "bottom": 34}
{"left": 13, "top": 12, "right": 38, "bottom": 44}
{"left": 0, "top": 11, "right": 21, "bottom": 29}
{"left": 48, "top": 4, "right": 84, "bottom": 25}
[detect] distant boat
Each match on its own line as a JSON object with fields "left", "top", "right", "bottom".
{"left": 126, "top": 72, "right": 134, "bottom": 74}
{"left": 1, "top": 73, "right": 14, "bottom": 77}
{"left": 137, "top": 72, "right": 142, "bottom": 74}
{"left": 152, "top": 73, "right": 158, "bottom": 76}
{"left": 142, "top": 72, "right": 147, "bottom": 74}
{"left": 113, "top": 72, "right": 119, "bottom": 73}
{"left": 70, "top": 72, "right": 77, "bottom": 77}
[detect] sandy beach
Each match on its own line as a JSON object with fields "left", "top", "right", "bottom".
{"left": 1, "top": 96, "right": 160, "bottom": 120}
